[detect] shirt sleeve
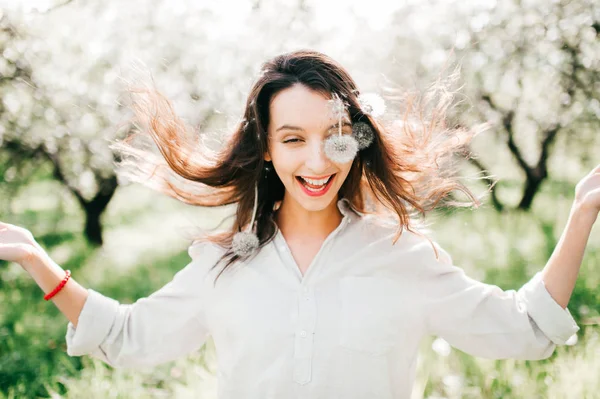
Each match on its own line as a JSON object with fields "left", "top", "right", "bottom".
{"left": 64, "top": 242, "right": 221, "bottom": 369}
{"left": 416, "top": 239, "right": 580, "bottom": 360}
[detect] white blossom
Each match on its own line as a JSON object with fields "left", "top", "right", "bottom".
{"left": 357, "top": 93, "right": 386, "bottom": 118}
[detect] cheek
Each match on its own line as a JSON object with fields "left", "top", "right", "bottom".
{"left": 270, "top": 146, "right": 301, "bottom": 176}
{"left": 336, "top": 161, "right": 354, "bottom": 180}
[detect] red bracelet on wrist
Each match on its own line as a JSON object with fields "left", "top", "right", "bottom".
{"left": 44, "top": 270, "right": 71, "bottom": 301}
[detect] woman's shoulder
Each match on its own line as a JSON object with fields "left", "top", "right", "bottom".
{"left": 187, "top": 239, "right": 228, "bottom": 262}
{"left": 356, "top": 213, "right": 429, "bottom": 241}
{"left": 356, "top": 216, "right": 450, "bottom": 262}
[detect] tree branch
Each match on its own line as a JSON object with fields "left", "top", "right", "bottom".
{"left": 466, "top": 155, "right": 504, "bottom": 212}
{"left": 481, "top": 94, "right": 533, "bottom": 178}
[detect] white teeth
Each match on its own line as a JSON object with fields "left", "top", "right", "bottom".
{"left": 300, "top": 175, "right": 332, "bottom": 186}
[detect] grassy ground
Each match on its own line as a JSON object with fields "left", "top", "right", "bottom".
{"left": 0, "top": 177, "right": 598, "bottom": 398}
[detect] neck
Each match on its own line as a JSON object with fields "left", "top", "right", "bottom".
{"left": 275, "top": 195, "right": 343, "bottom": 239}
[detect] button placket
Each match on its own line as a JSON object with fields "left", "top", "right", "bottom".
{"left": 293, "top": 285, "right": 316, "bottom": 384}
{"left": 274, "top": 233, "right": 304, "bottom": 282}
{"left": 277, "top": 210, "right": 353, "bottom": 385}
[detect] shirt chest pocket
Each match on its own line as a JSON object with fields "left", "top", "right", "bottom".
{"left": 338, "top": 276, "right": 404, "bottom": 356}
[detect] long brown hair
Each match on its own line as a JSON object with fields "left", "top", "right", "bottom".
{"left": 110, "top": 49, "right": 487, "bottom": 284}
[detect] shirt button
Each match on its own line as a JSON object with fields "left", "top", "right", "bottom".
{"left": 303, "top": 287, "right": 309, "bottom": 294}
{"left": 300, "top": 330, "right": 307, "bottom": 338}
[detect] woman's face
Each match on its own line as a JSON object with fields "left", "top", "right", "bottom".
{"left": 265, "top": 83, "right": 354, "bottom": 213}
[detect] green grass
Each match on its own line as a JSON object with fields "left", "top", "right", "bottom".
{"left": 0, "top": 178, "right": 598, "bottom": 398}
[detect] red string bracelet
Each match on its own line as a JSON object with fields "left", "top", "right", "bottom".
{"left": 44, "top": 270, "right": 71, "bottom": 301}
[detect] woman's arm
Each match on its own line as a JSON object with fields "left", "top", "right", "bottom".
{"left": 415, "top": 241, "right": 580, "bottom": 361}
{"left": 23, "top": 251, "right": 89, "bottom": 328}
{"left": 1, "top": 221, "right": 218, "bottom": 369}
{"left": 541, "top": 165, "right": 600, "bottom": 309}
{"left": 60, "top": 242, "right": 218, "bottom": 369}
{"left": 0, "top": 221, "right": 89, "bottom": 327}
{"left": 415, "top": 164, "right": 600, "bottom": 360}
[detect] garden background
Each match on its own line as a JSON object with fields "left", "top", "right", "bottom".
{"left": 0, "top": 0, "right": 598, "bottom": 397}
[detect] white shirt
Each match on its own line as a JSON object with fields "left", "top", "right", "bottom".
{"left": 65, "top": 199, "right": 580, "bottom": 399}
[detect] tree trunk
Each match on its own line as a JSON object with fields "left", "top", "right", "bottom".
{"left": 81, "top": 175, "right": 118, "bottom": 246}
{"left": 83, "top": 206, "right": 104, "bottom": 245}
{"left": 518, "top": 166, "right": 547, "bottom": 210}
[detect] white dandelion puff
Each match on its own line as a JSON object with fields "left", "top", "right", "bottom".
{"left": 351, "top": 121, "right": 374, "bottom": 150}
{"left": 325, "top": 91, "right": 357, "bottom": 163}
{"left": 232, "top": 231, "right": 259, "bottom": 257}
{"left": 357, "top": 93, "right": 386, "bottom": 118}
{"left": 328, "top": 93, "right": 348, "bottom": 120}
{"left": 323, "top": 134, "right": 359, "bottom": 163}
{"left": 232, "top": 183, "right": 259, "bottom": 257}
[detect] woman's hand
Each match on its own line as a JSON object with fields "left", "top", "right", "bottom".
{"left": 573, "top": 164, "right": 600, "bottom": 221}
{"left": 0, "top": 221, "right": 45, "bottom": 267}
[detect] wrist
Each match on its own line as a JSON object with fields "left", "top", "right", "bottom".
{"left": 570, "top": 201, "right": 598, "bottom": 225}
{"left": 21, "top": 247, "right": 51, "bottom": 273}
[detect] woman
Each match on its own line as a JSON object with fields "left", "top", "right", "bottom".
{"left": 0, "top": 50, "right": 594, "bottom": 398}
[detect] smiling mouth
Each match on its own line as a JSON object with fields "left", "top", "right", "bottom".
{"left": 295, "top": 174, "right": 335, "bottom": 193}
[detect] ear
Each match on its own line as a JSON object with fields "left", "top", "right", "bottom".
{"left": 264, "top": 151, "right": 271, "bottom": 162}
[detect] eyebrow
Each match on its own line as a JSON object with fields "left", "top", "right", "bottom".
{"left": 275, "top": 121, "right": 352, "bottom": 133}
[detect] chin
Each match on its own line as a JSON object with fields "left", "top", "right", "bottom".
{"left": 296, "top": 197, "right": 336, "bottom": 212}
{"left": 289, "top": 186, "right": 341, "bottom": 213}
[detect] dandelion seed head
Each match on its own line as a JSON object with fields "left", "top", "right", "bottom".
{"left": 328, "top": 94, "right": 348, "bottom": 120}
{"left": 323, "top": 134, "right": 358, "bottom": 163}
{"left": 357, "top": 93, "right": 386, "bottom": 118}
{"left": 232, "top": 231, "right": 259, "bottom": 257}
{"left": 352, "top": 121, "right": 375, "bottom": 150}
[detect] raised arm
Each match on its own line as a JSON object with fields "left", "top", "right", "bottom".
{"left": 414, "top": 241, "right": 580, "bottom": 361}
{"left": 0, "top": 221, "right": 89, "bottom": 328}
{"left": 62, "top": 242, "right": 217, "bottom": 369}
{"left": 0, "top": 222, "right": 219, "bottom": 369}
{"left": 411, "top": 165, "right": 600, "bottom": 361}
{"left": 22, "top": 250, "right": 89, "bottom": 327}
{"left": 540, "top": 164, "right": 600, "bottom": 308}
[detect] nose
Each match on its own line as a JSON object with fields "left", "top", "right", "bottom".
{"left": 305, "top": 138, "right": 330, "bottom": 173}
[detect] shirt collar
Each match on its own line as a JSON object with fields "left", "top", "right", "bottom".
{"left": 337, "top": 197, "right": 363, "bottom": 224}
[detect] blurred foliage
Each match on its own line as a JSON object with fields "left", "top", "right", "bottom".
{"left": 384, "top": 0, "right": 599, "bottom": 211}
{"left": 0, "top": 0, "right": 598, "bottom": 227}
